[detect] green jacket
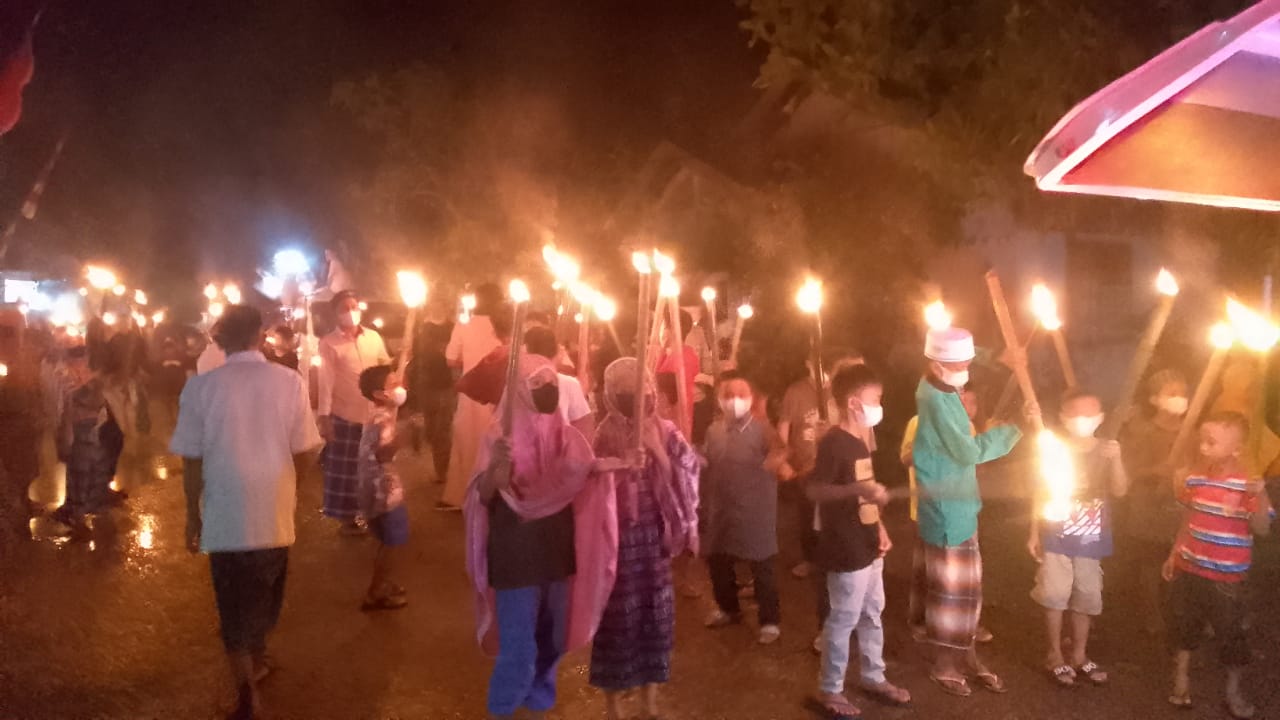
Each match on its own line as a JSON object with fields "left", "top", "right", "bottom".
{"left": 913, "top": 377, "right": 1021, "bottom": 547}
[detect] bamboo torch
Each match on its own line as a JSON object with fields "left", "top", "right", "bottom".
{"left": 662, "top": 275, "right": 691, "bottom": 438}
{"left": 571, "top": 282, "right": 596, "bottom": 391}
{"left": 595, "top": 296, "right": 621, "bottom": 352}
{"left": 986, "top": 271, "right": 1044, "bottom": 434}
{"left": 501, "top": 280, "right": 532, "bottom": 437}
{"left": 395, "top": 271, "right": 428, "bottom": 378}
{"left": 703, "top": 286, "right": 721, "bottom": 387}
{"left": 1101, "top": 269, "right": 1179, "bottom": 440}
{"left": 796, "top": 278, "right": 827, "bottom": 422}
{"left": 1030, "top": 282, "right": 1077, "bottom": 389}
{"left": 632, "top": 252, "right": 653, "bottom": 451}
{"left": 729, "top": 302, "right": 753, "bottom": 367}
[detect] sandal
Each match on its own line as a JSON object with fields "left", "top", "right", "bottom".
{"left": 1225, "top": 697, "right": 1256, "bottom": 720}
{"left": 360, "top": 594, "right": 408, "bottom": 612}
{"left": 972, "top": 670, "right": 1009, "bottom": 694}
{"left": 806, "top": 693, "right": 861, "bottom": 719}
{"left": 1167, "top": 691, "right": 1193, "bottom": 710}
{"left": 1048, "top": 665, "right": 1077, "bottom": 688}
{"left": 1076, "top": 660, "right": 1108, "bottom": 685}
{"left": 929, "top": 674, "right": 972, "bottom": 697}
{"left": 860, "top": 680, "right": 911, "bottom": 706}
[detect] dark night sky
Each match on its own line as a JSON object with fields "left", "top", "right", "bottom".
{"left": 0, "top": 1, "right": 761, "bottom": 300}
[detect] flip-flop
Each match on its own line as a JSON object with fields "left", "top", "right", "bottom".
{"left": 360, "top": 595, "right": 408, "bottom": 612}
{"left": 1167, "top": 692, "right": 1193, "bottom": 709}
{"left": 972, "top": 671, "right": 1008, "bottom": 694}
{"left": 860, "top": 681, "right": 911, "bottom": 707}
{"left": 1049, "top": 664, "right": 1077, "bottom": 688}
{"left": 805, "top": 694, "right": 862, "bottom": 718}
{"left": 1076, "top": 660, "right": 1108, "bottom": 685}
{"left": 1225, "top": 698, "right": 1257, "bottom": 720}
{"left": 929, "top": 674, "right": 973, "bottom": 698}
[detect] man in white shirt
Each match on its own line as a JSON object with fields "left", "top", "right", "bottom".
{"left": 317, "top": 290, "right": 391, "bottom": 531}
{"left": 196, "top": 322, "right": 226, "bottom": 375}
{"left": 170, "top": 305, "right": 322, "bottom": 720}
{"left": 524, "top": 326, "right": 594, "bottom": 443}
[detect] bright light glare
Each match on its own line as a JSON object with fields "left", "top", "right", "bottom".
{"left": 1156, "top": 269, "right": 1180, "bottom": 297}
{"left": 310, "top": 355, "right": 322, "bottom": 368}
{"left": 1210, "top": 322, "right": 1234, "bottom": 350}
{"left": 796, "top": 279, "right": 823, "bottom": 314}
{"left": 570, "top": 282, "right": 597, "bottom": 306}
{"left": 1225, "top": 298, "right": 1279, "bottom": 352}
{"left": 924, "top": 300, "right": 952, "bottom": 331}
{"left": 273, "top": 249, "right": 310, "bottom": 277}
{"left": 203, "top": 284, "right": 219, "bottom": 301}
{"left": 111, "top": 284, "right": 127, "bottom": 297}
{"left": 152, "top": 311, "right": 166, "bottom": 325}
{"left": 701, "top": 286, "right": 717, "bottom": 303}
{"left": 133, "top": 290, "right": 148, "bottom": 305}
{"left": 631, "top": 252, "right": 652, "bottom": 275}
{"left": 0, "top": 363, "right": 8, "bottom": 378}
{"left": 652, "top": 250, "right": 675, "bottom": 276}
{"left": 659, "top": 275, "right": 680, "bottom": 298}
{"left": 509, "top": 279, "right": 531, "bottom": 304}
{"left": 461, "top": 294, "right": 477, "bottom": 311}
{"left": 50, "top": 294, "right": 84, "bottom": 328}
{"left": 1038, "top": 430, "right": 1076, "bottom": 522}
{"left": 30, "top": 293, "right": 52, "bottom": 312}
{"left": 737, "top": 303, "right": 755, "bottom": 320}
{"left": 208, "top": 302, "right": 225, "bottom": 319}
{"left": 223, "top": 284, "right": 242, "bottom": 305}
{"left": 372, "top": 317, "right": 385, "bottom": 329}
{"left": 85, "top": 266, "right": 118, "bottom": 291}
{"left": 259, "top": 274, "right": 284, "bottom": 300}
{"left": 1030, "top": 283, "right": 1062, "bottom": 331}
{"left": 396, "top": 271, "right": 428, "bottom": 308}
{"left": 594, "top": 297, "right": 617, "bottom": 322}
{"left": 102, "top": 312, "right": 118, "bottom": 326}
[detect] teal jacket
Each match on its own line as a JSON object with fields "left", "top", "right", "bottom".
{"left": 913, "top": 377, "right": 1021, "bottom": 547}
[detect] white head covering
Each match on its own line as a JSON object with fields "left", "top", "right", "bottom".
{"left": 925, "top": 327, "right": 976, "bottom": 363}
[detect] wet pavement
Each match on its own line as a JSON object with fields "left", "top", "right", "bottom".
{"left": 3, "top": 429, "right": 1280, "bottom": 720}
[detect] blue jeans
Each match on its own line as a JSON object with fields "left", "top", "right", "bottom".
{"left": 819, "top": 558, "right": 886, "bottom": 694}
{"left": 488, "top": 580, "right": 570, "bottom": 716}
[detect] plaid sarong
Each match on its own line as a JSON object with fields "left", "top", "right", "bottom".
{"left": 923, "top": 536, "right": 983, "bottom": 650}
{"left": 322, "top": 415, "right": 363, "bottom": 521}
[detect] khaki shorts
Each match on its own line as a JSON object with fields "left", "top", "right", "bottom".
{"left": 1031, "top": 552, "right": 1103, "bottom": 616}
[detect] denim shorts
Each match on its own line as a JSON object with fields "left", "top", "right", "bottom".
{"left": 370, "top": 504, "right": 410, "bottom": 547}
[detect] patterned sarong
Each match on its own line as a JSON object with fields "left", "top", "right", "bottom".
{"left": 322, "top": 416, "right": 363, "bottom": 521}
{"left": 923, "top": 536, "right": 983, "bottom": 650}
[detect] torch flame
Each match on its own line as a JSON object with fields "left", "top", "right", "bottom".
{"left": 152, "top": 311, "right": 166, "bottom": 325}
{"left": 103, "top": 312, "right": 118, "bottom": 326}
{"left": 396, "top": 271, "right": 428, "bottom": 308}
{"left": 737, "top": 303, "right": 755, "bottom": 320}
{"left": 203, "top": 284, "right": 219, "bottom": 301}
{"left": 1225, "top": 298, "right": 1279, "bottom": 352}
{"left": 796, "top": 278, "right": 823, "bottom": 314}
{"left": 632, "top": 252, "right": 652, "bottom": 274}
{"left": 133, "top": 290, "right": 149, "bottom": 306}
{"left": 509, "top": 279, "right": 531, "bottom": 304}
{"left": 1037, "top": 430, "right": 1076, "bottom": 522}
{"left": 542, "top": 244, "right": 580, "bottom": 283}
{"left": 207, "top": 302, "right": 225, "bottom": 319}
{"left": 222, "top": 284, "right": 242, "bottom": 306}
{"left": 112, "top": 284, "right": 127, "bottom": 297}
{"left": 85, "top": 266, "right": 118, "bottom": 291}
{"left": 1156, "top": 269, "right": 1180, "bottom": 297}
{"left": 924, "top": 300, "right": 952, "bottom": 331}
{"left": 659, "top": 275, "right": 680, "bottom": 299}
{"left": 652, "top": 250, "right": 676, "bottom": 276}
{"left": 701, "top": 286, "right": 717, "bottom": 303}
{"left": 594, "top": 296, "right": 617, "bottom": 322}
{"left": 570, "top": 282, "right": 597, "bottom": 306}
{"left": 1030, "top": 283, "right": 1062, "bottom": 331}
{"left": 461, "top": 293, "right": 477, "bottom": 311}
{"left": 1210, "top": 322, "right": 1235, "bottom": 350}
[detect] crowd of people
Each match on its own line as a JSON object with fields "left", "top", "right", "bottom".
{"left": 12, "top": 281, "right": 1278, "bottom": 720}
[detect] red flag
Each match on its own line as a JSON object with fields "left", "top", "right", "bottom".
{"left": 0, "top": 13, "right": 37, "bottom": 136}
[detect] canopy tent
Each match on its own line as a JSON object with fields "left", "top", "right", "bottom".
{"left": 1025, "top": 0, "right": 1280, "bottom": 211}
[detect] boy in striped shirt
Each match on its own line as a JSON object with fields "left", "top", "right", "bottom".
{"left": 1163, "top": 412, "right": 1273, "bottom": 718}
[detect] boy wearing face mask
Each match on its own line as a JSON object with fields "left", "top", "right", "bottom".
{"left": 807, "top": 364, "right": 909, "bottom": 717}
{"left": 1027, "top": 390, "right": 1127, "bottom": 687}
{"left": 356, "top": 364, "right": 410, "bottom": 611}
{"left": 703, "top": 377, "right": 787, "bottom": 644}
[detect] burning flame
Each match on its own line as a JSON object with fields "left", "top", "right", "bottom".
{"left": 111, "top": 284, "right": 127, "bottom": 297}
{"left": 737, "top": 303, "right": 755, "bottom": 320}
{"left": 85, "top": 266, "right": 118, "bottom": 291}
{"left": 542, "top": 245, "right": 580, "bottom": 283}
{"left": 701, "top": 286, "right": 717, "bottom": 303}
{"left": 208, "top": 302, "right": 225, "bottom": 319}
{"left": 1030, "top": 283, "right": 1062, "bottom": 331}
{"left": 652, "top": 250, "right": 676, "bottom": 276}
{"left": 570, "top": 282, "right": 597, "bottom": 306}
{"left": 460, "top": 293, "right": 477, "bottom": 311}
{"left": 133, "top": 290, "right": 149, "bottom": 305}
{"left": 509, "top": 279, "right": 531, "bottom": 304}
{"left": 594, "top": 296, "right": 617, "bottom": 322}
{"left": 924, "top": 300, "right": 952, "bottom": 331}
{"left": 203, "top": 284, "right": 219, "bottom": 301}
{"left": 396, "top": 271, "right": 428, "bottom": 308}
{"left": 1210, "top": 322, "right": 1235, "bottom": 350}
{"left": 632, "top": 251, "right": 652, "bottom": 274}
{"left": 102, "top": 312, "right": 118, "bottom": 326}
{"left": 1037, "top": 430, "right": 1076, "bottom": 522}
{"left": 796, "top": 279, "right": 823, "bottom": 314}
{"left": 223, "top": 283, "right": 242, "bottom": 305}
{"left": 1156, "top": 268, "right": 1180, "bottom": 297}
{"left": 659, "top": 275, "right": 681, "bottom": 299}
{"left": 152, "top": 311, "right": 166, "bottom": 325}
{"left": 1225, "top": 298, "right": 1279, "bottom": 352}
{"left": 372, "top": 318, "right": 385, "bottom": 329}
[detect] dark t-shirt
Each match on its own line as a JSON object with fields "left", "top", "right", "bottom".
{"left": 811, "top": 428, "right": 880, "bottom": 573}
{"left": 486, "top": 496, "right": 576, "bottom": 590}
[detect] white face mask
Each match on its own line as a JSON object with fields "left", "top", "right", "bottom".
{"left": 721, "top": 397, "right": 752, "bottom": 419}
{"left": 937, "top": 367, "right": 969, "bottom": 389}
{"left": 390, "top": 387, "right": 408, "bottom": 407}
{"left": 339, "top": 310, "right": 362, "bottom": 328}
{"left": 859, "top": 404, "right": 884, "bottom": 428}
{"left": 1158, "top": 396, "right": 1189, "bottom": 416}
{"left": 1065, "top": 415, "right": 1103, "bottom": 438}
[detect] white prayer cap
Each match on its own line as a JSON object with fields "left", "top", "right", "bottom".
{"left": 925, "top": 327, "right": 976, "bottom": 363}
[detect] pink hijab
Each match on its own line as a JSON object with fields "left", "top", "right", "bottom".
{"left": 463, "top": 352, "right": 618, "bottom": 656}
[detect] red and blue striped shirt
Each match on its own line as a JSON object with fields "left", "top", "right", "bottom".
{"left": 1173, "top": 472, "right": 1266, "bottom": 583}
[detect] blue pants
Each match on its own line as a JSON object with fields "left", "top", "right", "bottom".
{"left": 488, "top": 580, "right": 570, "bottom": 716}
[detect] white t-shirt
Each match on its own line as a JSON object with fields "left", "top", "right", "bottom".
{"left": 558, "top": 373, "right": 591, "bottom": 424}
{"left": 196, "top": 343, "right": 226, "bottom": 375}
{"left": 170, "top": 351, "right": 323, "bottom": 552}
